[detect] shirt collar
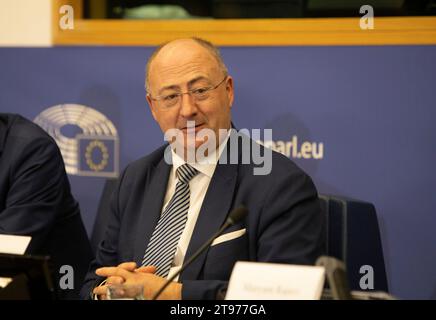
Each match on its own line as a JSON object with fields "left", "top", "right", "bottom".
{"left": 170, "top": 129, "right": 231, "bottom": 179}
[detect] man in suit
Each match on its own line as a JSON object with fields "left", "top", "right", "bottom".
{"left": 84, "top": 37, "right": 325, "bottom": 300}
{"left": 0, "top": 113, "right": 93, "bottom": 299}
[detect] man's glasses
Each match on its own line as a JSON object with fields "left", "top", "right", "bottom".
{"left": 149, "top": 76, "right": 228, "bottom": 109}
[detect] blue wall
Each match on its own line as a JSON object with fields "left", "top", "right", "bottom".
{"left": 0, "top": 46, "right": 435, "bottom": 299}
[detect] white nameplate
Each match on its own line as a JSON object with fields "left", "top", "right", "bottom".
{"left": 0, "top": 277, "right": 13, "bottom": 289}
{"left": 225, "top": 262, "right": 325, "bottom": 300}
{"left": 0, "top": 234, "right": 31, "bottom": 255}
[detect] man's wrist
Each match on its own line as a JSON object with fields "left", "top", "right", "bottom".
{"left": 172, "top": 282, "right": 182, "bottom": 300}
{"left": 158, "top": 282, "right": 182, "bottom": 300}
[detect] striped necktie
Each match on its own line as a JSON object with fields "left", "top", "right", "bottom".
{"left": 141, "top": 163, "right": 199, "bottom": 277}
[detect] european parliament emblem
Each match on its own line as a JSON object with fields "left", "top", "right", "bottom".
{"left": 34, "top": 104, "right": 119, "bottom": 178}
{"left": 77, "top": 135, "right": 119, "bottom": 177}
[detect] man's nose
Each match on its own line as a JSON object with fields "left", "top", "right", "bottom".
{"left": 179, "top": 92, "right": 198, "bottom": 118}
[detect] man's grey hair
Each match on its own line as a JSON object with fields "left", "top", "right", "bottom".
{"left": 145, "top": 37, "right": 228, "bottom": 93}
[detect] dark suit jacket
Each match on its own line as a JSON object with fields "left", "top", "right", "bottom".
{"left": 0, "top": 113, "right": 93, "bottom": 299}
{"left": 82, "top": 130, "right": 325, "bottom": 299}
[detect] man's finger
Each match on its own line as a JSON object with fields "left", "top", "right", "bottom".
{"left": 93, "top": 285, "right": 108, "bottom": 296}
{"left": 96, "top": 266, "right": 131, "bottom": 279}
{"left": 106, "top": 276, "right": 124, "bottom": 285}
{"left": 117, "top": 262, "right": 137, "bottom": 271}
{"left": 135, "top": 266, "right": 157, "bottom": 273}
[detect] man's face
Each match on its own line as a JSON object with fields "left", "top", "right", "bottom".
{"left": 146, "top": 39, "right": 234, "bottom": 154}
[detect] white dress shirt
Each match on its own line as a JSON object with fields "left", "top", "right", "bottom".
{"left": 164, "top": 131, "right": 230, "bottom": 281}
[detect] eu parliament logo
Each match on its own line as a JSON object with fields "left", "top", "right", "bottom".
{"left": 77, "top": 135, "right": 119, "bottom": 177}
{"left": 34, "top": 104, "right": 119, "bottom": 178}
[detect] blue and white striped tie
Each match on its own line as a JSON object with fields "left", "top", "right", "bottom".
{"left": 141, "top": 163, "right": 198, "bottom": 277}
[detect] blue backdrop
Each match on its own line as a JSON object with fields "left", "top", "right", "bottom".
{"left": 0, "top": 45, "right": 435, "bottom": 299}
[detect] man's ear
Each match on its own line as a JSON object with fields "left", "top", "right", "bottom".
{"left": 225, "top": 76, "right": 234, "bottom": 109}
{"left": 146, "top": 94, "right": 158, "bottom": 120}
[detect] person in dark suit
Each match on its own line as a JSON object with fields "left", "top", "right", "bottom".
{"left": 83, "top": 37, "right": 325, "bottom": 300}
{"left": 0, "top": 113, "right": 93, "bottom": 299}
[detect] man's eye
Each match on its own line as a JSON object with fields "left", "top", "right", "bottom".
{"left": 164, "top": 94, "right": 179, "bottom": 101}
{"left": 193, "top": 87, "right": 209, "bottom": 95}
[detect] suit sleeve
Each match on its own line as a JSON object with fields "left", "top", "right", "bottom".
{"left": 0, "top": 136, "right": 72, "bottom": 253}
{"left": 80, "top": 167, "right": 127, "bottom": 299}
{"left": 256, "top": 168, "right": 326, "bottom": 265}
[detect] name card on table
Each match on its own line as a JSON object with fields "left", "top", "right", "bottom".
{"left": 0, "top": 234, "right": 31, "bottom": 255}
{"left": 0, "top": 234, "right": 32, "bottom": 289}
{"left": 225, "top": 262, "right": 325, "bottom": 300}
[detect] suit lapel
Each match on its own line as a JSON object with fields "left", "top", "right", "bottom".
{"left": 180, "top": 142, "right": 239, "bottom": 280}
{"left": 133, "top": 153, "right": 171, "bottom": 265}
{"left": 0, "top": 114, "right": 12, "bottom": 156}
